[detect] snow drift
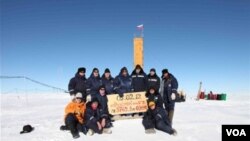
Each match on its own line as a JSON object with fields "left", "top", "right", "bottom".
{"left": 1, "top": 93, "right": 250, "bottom": 141}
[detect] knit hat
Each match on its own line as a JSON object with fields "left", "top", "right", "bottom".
{"left": 148, "top": 101, "right": 156, "bottom": 107}
{"left": 162, "top": 69, "right": 169, "bottom": 74}
{"left": 77, "top": 67, "right": 86, "bottom": 73}
{"left": 150, "top": 68, "right": 156, "bottom": 72}
{"left": 104, "top": 68, "right": 110, "bottom": 73}
{"left": 121, "top": 67, "right": 128, "bottom": 73}
{"left": 75, "top": 92, "right": 83, "bottom": 99}
{"left": 20, "top": 125, "right": 34, "bottom": 134}
{"left": 92, "top": 68, "right": 99, "bottom": 73}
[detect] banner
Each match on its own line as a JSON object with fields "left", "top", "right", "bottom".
{"left": 107, "top": 92, "right": 148, "bottom": 115}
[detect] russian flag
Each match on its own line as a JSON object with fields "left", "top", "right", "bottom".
{"left": 136, "top": 24, "right": 144, "bottom": 30}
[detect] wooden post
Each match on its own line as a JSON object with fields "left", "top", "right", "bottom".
{"left": 133, "top": 37, "right": 144, "bottom": 68}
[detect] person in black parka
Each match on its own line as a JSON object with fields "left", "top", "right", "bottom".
{"left": 142, "top": 101, "right": 177, "bottom": 135}
{"left": 101, "top": 68, "right": 115, "bottom": 94}
{"left": 147, "top": 68, "right": 160, "bottom": 92}
{"left": 68, "top": 67, "right": 88, "bottom": 101}
{"left": 159, "top": 69, "right": 178, "bottom": 126}
{"left": 85, "top": 98, "right": 112, "bottom": 135}
{"left": 145, "top": 86, "right": 164, "bottom": 108}
{"left": 114, "top": 67, "right": 133, "bottom": 97}
{"left": 86, "top": 68, "right": 102, "bottom": 96}
{"left": 131, "top": 65, "right": 147, "bottom": 92}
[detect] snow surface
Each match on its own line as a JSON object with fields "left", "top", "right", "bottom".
{"left": 1, "top": 93, "right": 250, "bottom": 141}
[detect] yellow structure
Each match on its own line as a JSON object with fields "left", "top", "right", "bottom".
{"left": 133, "top": 37, "right": 144, "bottom": 68}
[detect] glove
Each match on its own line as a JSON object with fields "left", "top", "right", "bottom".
{"left": 86, "top": 95, "right": 91, "bottom": 102}
{"left": 171, "top": 93, "right": 176, "bottom": 100}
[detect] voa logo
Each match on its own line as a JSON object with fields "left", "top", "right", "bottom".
{"left": 226, "top": 129, "right": 246, "bottom": 136}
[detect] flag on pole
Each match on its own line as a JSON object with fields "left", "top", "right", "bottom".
{"left": 136, "top": 24, "right": 144, "bottom": 30}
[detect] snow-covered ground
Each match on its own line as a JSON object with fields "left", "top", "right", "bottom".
{"left": 1, "top": 93, "right": 250, "bottom": 141}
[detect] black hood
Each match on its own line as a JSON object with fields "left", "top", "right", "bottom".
{"left": 89, "top": 68, "right": 100, "bottom": 78}
{"left": 101, "top": 73, "right": 113, "bottom": 79}
{"left": 145, "top": 86, "right": 160, "bottom": 97}
{"left": 86, "top": 98, "right": 102, "bottom": 109}
{"left": 89, "top": 73, "right": 100, "bottom": 79}
{"left": 119, "top": 67, "right": 129, "bottom": 76}
{"left": 131, "top": 65, "right": 145, "bottom": 75}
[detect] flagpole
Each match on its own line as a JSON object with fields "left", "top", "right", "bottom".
{"left": 141, "top": 28, "right": 144, "bottom": 37}
{"left": 136, "top": 24, "right": 144, "bottom": 38}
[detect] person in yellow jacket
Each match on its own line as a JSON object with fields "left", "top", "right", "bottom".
{"left": 60, "top": 92, "right": 87, "bottom": 139}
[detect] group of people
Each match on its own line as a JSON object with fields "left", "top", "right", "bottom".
{"left": 61, "top": 65, "right": 178, "bottom": 139}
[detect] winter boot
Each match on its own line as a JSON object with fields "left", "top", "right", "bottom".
{"left": 145, "top": 128, "right": 156, "bottom": 134}
{"left": 60, "top": 125, "right": 69, "bottom": 131}
{"left": 87, "top": 129, "right": 94, "bottom": 136}
{"left": 171, "top": 128, "right": 177, "bottom": 136}
{"left": 103, "top": 128, "right": 112, "bottom": 134}
{"left": 149, "top": 128, "right": 156, "bottom": 134}
{"left": 72, "top": 133, "right": 80, "bottom": 139}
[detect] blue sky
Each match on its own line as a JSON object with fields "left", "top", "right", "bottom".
{"left": 1, "top": 0, "right": 250, "bottom": 95}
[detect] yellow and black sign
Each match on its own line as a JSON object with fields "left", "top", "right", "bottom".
{"left": 107, "top": 92, "right": 148, "bottom": 115}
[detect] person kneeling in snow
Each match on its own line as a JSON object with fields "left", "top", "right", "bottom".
{"left": 142, "top": 101, "right": 177, "bottom": 135}
{"left": 60, "top": 92, "right": 87, "bottom": 139}
{"left": 85, "top": 98, "right": 112, "bottom": 135}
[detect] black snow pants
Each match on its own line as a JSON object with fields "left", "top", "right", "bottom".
{"left": 65, "top": 113, "right": 87, "bottom": 135}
